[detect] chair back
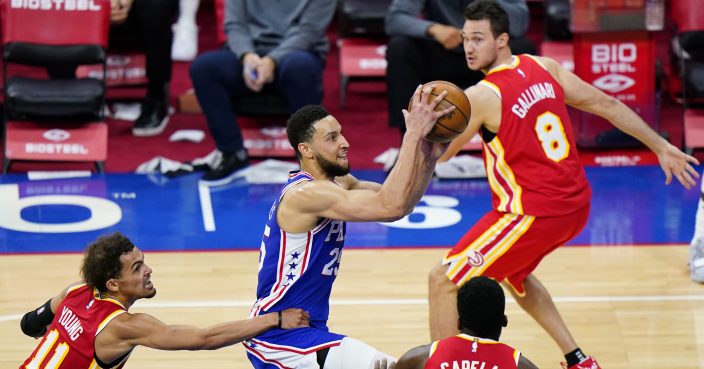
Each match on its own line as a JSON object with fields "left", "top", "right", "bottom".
{"left": 2, "top": 0, "right": 110, "bottom": 65}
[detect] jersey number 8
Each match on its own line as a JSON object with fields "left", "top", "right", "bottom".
{"left": 534, "top": 111, "right": 569, "bottom": 162}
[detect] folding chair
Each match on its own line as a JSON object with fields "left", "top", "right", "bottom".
{"left": 2, "top": 0, "right": 110, "bottom": 172}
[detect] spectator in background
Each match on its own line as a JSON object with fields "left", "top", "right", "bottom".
{"left": 49, "top": 0, "right": 179, "bottom": 137}
{"left": 189, "top": 0, "right": 336, "bottom": 186}
{"left": 385, "top": 0, "right": 535, "bottom": 137}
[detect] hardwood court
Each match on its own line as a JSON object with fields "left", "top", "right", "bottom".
{"left": 2, "top": 246, "right": 703, "bottom": 369}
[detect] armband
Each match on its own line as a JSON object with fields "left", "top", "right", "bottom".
{"left": 20, "top": 299, "right": 54, "bottom": 338}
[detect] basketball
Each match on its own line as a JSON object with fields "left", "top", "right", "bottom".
{"left": 407, "top": 80, "right": 471, "bottom": 143}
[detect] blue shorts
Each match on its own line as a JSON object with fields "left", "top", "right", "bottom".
{"left": 245, "top": 327, "right": 345, "bottom": 369}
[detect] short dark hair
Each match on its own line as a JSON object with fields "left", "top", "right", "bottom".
{"left": 464, "top": 0, "right": 510, "bottom": 39}
{"left": 80, "top": 233, "right": 135, "bottom": 293}
{"left": 457, "top": 276, "right": 506, "bottom": 338}
{"left": 287, "top": 105, "right": 331, "bottom": 159}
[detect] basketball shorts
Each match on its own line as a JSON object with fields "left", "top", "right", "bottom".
{"left": 443, "top": 205, "right": 590, "bottom": 295}
{"left": 245, "top": 327, "right": 345, "bottom": 369}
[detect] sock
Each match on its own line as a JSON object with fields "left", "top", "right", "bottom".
{"left": 691, "top": 188, "right": 704, "bottom": 246}
{"left": 564, "top": 348, "right": 587, "bottom": 367}
{"left": 176, "top": 0, "right": 200, "bottom": 27}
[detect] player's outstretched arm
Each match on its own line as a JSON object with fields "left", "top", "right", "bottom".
{"left": 284, "top": 86, "right": 453, "bottom": 223}
{"left": 540, "top": 56, "right": 700, "bottom": 189}
{"left": 97, "top": 308, "right": 309, "bottom": 360}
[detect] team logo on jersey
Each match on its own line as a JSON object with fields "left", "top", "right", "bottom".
{"left": 467, "top": 251, "right": 484, "bottom": 267}
{"left": 86, "top": 299, "right": 95, "bottom": 310}
{"left": 517, "top": 68, "right": 526, "bottom": 78}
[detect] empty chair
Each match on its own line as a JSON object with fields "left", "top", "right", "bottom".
{"left": 2, "top": 0, "right": 110, "bottom": 172}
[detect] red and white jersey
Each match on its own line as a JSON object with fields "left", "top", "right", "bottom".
{"left": 478, "top": 54, "right": 591, "bottom": 216}
{"left": 20, "top": 284, "right": 128, "bottom": 369}
{"left": 424, "top": 334, "right": 520, "bottom": 369}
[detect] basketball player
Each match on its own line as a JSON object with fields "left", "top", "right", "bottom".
{"left": 245, "top": 88, "right": 453, "bottom": 369}
{"left": 395, "top": 276, "right": 537, "bottom": 369}
{"left": 427, "top": 2, "right": 700, "bottom": 369}
{"left": 19, "top": 232, "right": 310, "bottom": 369}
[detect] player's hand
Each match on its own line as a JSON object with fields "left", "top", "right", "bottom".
{"left": 428, "top": 23, "right": 463, "bottom": 50}
{"left": 656, "top": 143, "right": 699, "bottom": 189}
{"left": 279, "top": 308, "right": 310, "bottom": 329}
{"left": 403, "top": 84, "right": 455, "bottom": 138}
{"left": 374, "top": 358, "right": 396, "bottom": 369}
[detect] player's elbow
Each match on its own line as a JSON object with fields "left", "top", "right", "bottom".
{"left": 377, "top": 203, "right": 408, "bottom": 222}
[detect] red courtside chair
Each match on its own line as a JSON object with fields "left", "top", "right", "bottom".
{"left": 2, "top": 0, "right": 110, "bottom": 172}
{"left": 337, "top": 0, "right": 390, "bottom": 108}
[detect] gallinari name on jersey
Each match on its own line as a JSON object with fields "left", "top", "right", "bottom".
{"left": 439, "top": 359, "right": 499, "bottom": 369}
{"left": 510, "top": 81, "right": 556, "bottom": 119}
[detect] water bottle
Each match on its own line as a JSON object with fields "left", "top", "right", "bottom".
{"left": 645, "top": 0, "right": 664, "bottom": 31}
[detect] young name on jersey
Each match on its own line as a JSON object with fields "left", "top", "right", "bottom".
{"left": 57, "top": 306, "right": 84, "bottom": 341}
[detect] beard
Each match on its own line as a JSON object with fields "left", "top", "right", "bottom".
{"left": 315, "top": 152, "right": 350, "bottom": 177}
{"left": 145, "top": 288, "right": 157, "bottom": 299}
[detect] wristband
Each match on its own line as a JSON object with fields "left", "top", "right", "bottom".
{"left": 277, "top": 311, "right": 282, "bottom": 329}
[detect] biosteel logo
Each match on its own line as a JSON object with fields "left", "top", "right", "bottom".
{"left": 10, "top": 0, "right": 101, "bottom": 11}
{"left": 591, "top": 43, "right": 637, "bottom": 93}
{"left": 43, "top": 129, "right": 70, "bottom": 142}
{"left": 592, "top": 74, "right": 635, "bottom": 93}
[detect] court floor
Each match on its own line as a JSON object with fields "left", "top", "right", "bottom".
{"left": 2, "top": 246, "right": 704, "bottom": 369}
{"left": 1, "top": 166, "right": 703, "bottom": 368}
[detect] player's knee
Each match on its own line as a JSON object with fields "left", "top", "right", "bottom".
{"left": 322, "top": 337, "right": 396, "bottom": 369}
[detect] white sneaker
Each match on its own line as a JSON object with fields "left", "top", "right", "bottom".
{"left": 171, "top": 23, "right": 198, "bottom": 61}
{"left": 690, "top": 238, "right": 704, "bottom": 283}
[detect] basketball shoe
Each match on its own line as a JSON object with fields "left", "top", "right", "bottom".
{"left": 690, "top": 237, "right": 704, "bottom": 283}
{"left": 561, "top": 356, "right": 601, "bottom": 369}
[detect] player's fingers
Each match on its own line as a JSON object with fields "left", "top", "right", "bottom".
{"left": 676, "top": 172, "right": 691, "bottom": 189}
{"left": 686, "top": 163, "right": 700, "bottom": 178}
{"left": 402, "top": 109, "right": 409, "bottom": 119}
{"left": 681, "top": 170, "right": 696, "bottom": 189}
{"left": 430, "top": 90, "right": 449, "bottom": 108}
{"left": 420, "top": 84, "right": 435, "bottom": 104}
{"left": 686, "top": 154, "right": 701, "bottom": 166}
{"left": 412, "top": 84, "right": 422, "bottom": 106}
{"left": 374, "top": 359, "right": 380, "bottom": 369}
{"left": 664, "top": 170, "right": 673, "bottom": 186}
{"left": 435, "top": 105, "right": 456, "bottom": 118}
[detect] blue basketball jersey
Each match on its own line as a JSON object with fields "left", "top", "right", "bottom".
{"left": 250, "top": 170, "right": 346, "bottom": 329}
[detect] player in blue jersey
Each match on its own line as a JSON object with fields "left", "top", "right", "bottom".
{"left": 244, "top": 85, "right": 454, "bottom": 369}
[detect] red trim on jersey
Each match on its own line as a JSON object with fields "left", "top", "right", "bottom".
{"left": 244, "top": 344, "right": 289, "bottom": 369}
{"left": 251, "top": 338, "right": 341, "bottom": 355}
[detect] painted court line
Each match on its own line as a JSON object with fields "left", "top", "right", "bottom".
{"left": 3, "top": 295, "right": 703, "bottom": 322}
{"left": 198, "top": 184, "right": 216, "bottom": 232}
